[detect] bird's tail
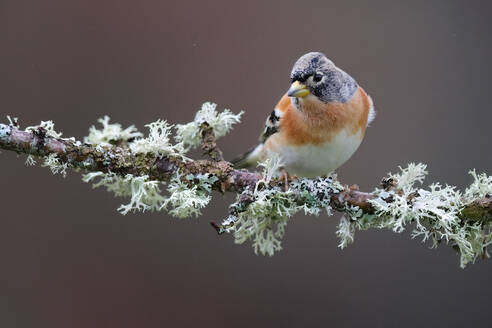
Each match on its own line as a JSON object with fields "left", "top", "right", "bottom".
{"left": 230, "top": 144, "right": 263, "bottom": 169}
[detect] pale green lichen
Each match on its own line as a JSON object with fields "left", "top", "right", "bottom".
{"left": 224, "top": 156, "right": 343, "bottom": 256}
{"left": 116, "top": 176, "right": 166, "bottom": 215}
{"left": 224, "top": 156, "right": 291, "bottom": 255}
{"left": 82, "top": 170, "right": 216, "bottom": 218}
{"left": 129, "top": 120, "right": 187, "bottom": 159}
{"left": 19, "top": 107, "right": 491, "bottom": 268}
{"left": 42, "top": 154, "right": 69, "bottom": 177}
{"left": 6, "top": 115, "right": 18, "bottom": 127}
{"left": 25, "top": 155, "right": 36, "bottom": 166}
{"left": 291, "top": 174, "right": 343, "bottom": 216}
{"left": 175, "top": 102, "right": 243, "bottom": 151}
{"left": 232, "top": 193, "right": 291, "bottom": 256}
{"left": 0, "top": 124, "right": 11, "bottom": 140}
{"left": 84, "top": 116, "right": 143, "bottom": 145}
{"left": 160, "top": 173, "right": 212, "bottom": 219}
{"left": 393, "top": 162, "right": 428, "bottom": 193}
{"left": 25, "top": 120, "right": 63, "bottom": 138}
{"left": 335, "top": 204, "right": 365, "bottom": 249}
{"left": 185, "top": 173, "right": 219, "bottom": 193}
{"left": 82, "top": 172, "right": 166, "bottom": 215}
{"left": 336, "top": 164, "right": 492, "bottom": 268}
{"left": 78, "top": 103, "right": 243, "bottom": 218}
{"left": 464, "top": 169, "right": 492, "bottom": 202}
{"left": 336, "top": 215, "right": 355, "bottom": 249}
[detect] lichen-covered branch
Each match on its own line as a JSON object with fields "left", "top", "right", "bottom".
{"left": 200, "top": 122, "right": 224, "bottom": 162}
{"left": 0, "top": 104, "right": 491, "bottom": 268}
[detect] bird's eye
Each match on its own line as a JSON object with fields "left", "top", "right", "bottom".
{"left": 313, "top": 73, "right": 323, "bottom": 83}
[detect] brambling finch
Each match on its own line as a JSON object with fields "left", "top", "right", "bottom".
{"left": 232, "top": 52, "right": 375, "bottom": 178}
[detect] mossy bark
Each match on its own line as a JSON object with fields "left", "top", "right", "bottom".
{"left": 0, "top": 123, "right": 490, "bottom": 222}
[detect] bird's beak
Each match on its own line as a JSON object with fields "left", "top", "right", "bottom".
{"left": 287, "top": 81, "right": 310, "bottom": 98}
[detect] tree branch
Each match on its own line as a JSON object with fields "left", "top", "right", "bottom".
{"left": 0, "top": 123, "right": 489, "bottom": 222}
{"left": 200, "top": 122, "right": 224, "bottom": 162}
{"left": 1, "top": 112, "right": 491, "bottom": 268}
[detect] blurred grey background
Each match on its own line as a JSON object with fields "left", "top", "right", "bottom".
{"left": 1, "top": 0, "right": 491, "bottom": 327}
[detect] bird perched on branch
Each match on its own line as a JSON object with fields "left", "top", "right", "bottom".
{"left": 232, "top": 52, "right": 375, "bottom": 178}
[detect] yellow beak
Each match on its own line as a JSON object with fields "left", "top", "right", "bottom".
{"left": 287, "top": 81, "right": 310, "bottom": 98}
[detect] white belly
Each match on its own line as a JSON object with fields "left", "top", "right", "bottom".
{"left": 269, "top": 129, "right": 363, "bottom": 177}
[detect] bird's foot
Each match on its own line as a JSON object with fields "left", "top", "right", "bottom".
{"left": 280, "top": 169, "right": 293, "bottom": 192}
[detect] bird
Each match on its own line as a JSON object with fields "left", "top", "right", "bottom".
{"left": 232, "top": 52, "right": 375, "bottom": 178}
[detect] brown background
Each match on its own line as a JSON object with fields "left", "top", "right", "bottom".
{"left": 1, "top": 0, "right": 491, "bottom": 327}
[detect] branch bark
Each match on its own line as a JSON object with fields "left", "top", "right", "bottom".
{"left": 200, "top": 122, "right": 224, "bottom": 162}
{"left": 0, "top": 123, "right": 490, "bottom": 222}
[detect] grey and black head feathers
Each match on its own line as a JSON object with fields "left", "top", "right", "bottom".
{"left": 290, "top": 52, "right": 357, "bottom": 103}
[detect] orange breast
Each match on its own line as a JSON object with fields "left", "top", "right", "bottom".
{"left": 273, "top": 86, "right": 371, "bottom": 146}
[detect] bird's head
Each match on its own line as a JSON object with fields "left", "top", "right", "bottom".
{"left": 288, "top": 52, "right": 357, "bottom": 104}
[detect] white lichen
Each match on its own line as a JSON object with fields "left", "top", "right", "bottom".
{"left": 84, "top": 116, "right": 143, "bottom": 145}
{"left": 336, "top": 215, "right": 355, "bottom": 249}
{"left": 82, "top": 172, "right": 166, "bottom": 215}
{"left": 185, "top": 173, "right": 219, "bottom": 193}
{"left": 175, "top": 102, "right": 243, "bottom": 150}
{"left": 257, "top": 155, "right": 284, "bottom": 184}
{"left": 42, "top": 154, "right": 68, "bottom": 177}
{"left": 225, "top": 156, "right": 342, "bottom": 256}
{"left": 82, "top": 170, "right": 216, "bottom": 218}
{"left": 464, "top": 170, "right": 492, "bottom": 202}
{"left": 129, "top": 120, "right": 187, "bottom": 159}
{"left": 26, "top": 120, "right": 63, "bottom": 138}
{"left": 335, "top": 163, "right": 491, "bottom": 268}
{"left": 226, "top": 157, "right": 291, "bottom": 255}
{"left": 25, "top": 155, "right": 36, "bottom": 166}
{"left": 117, "top": 176, "right": 167, "bottom": 215}
{"left": 392, "top": 162, "right": 428, "bottom": 193}
{"left": 21, "top": 110, "right": 489, "bottom": 269}
{"left": 161, "top": 173, "right": 212, "bottom": 219}
{"left": 291, "top": 174, "right": 343, "bottom": 216}
{"left": 7, "top": 115, "right": 18, "bottom": 127}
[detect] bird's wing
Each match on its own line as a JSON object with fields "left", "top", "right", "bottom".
{"left": 231, "top": 109, "right": 280, "bottom": 168}
{"left": 260, "top": 109, "right": 282, "bottom": 143}
{"left": 231, "top": 95, "right": 290, "bottom": 169}
{"left": 231, "top": 109, "right": 282, "bottom": 169}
